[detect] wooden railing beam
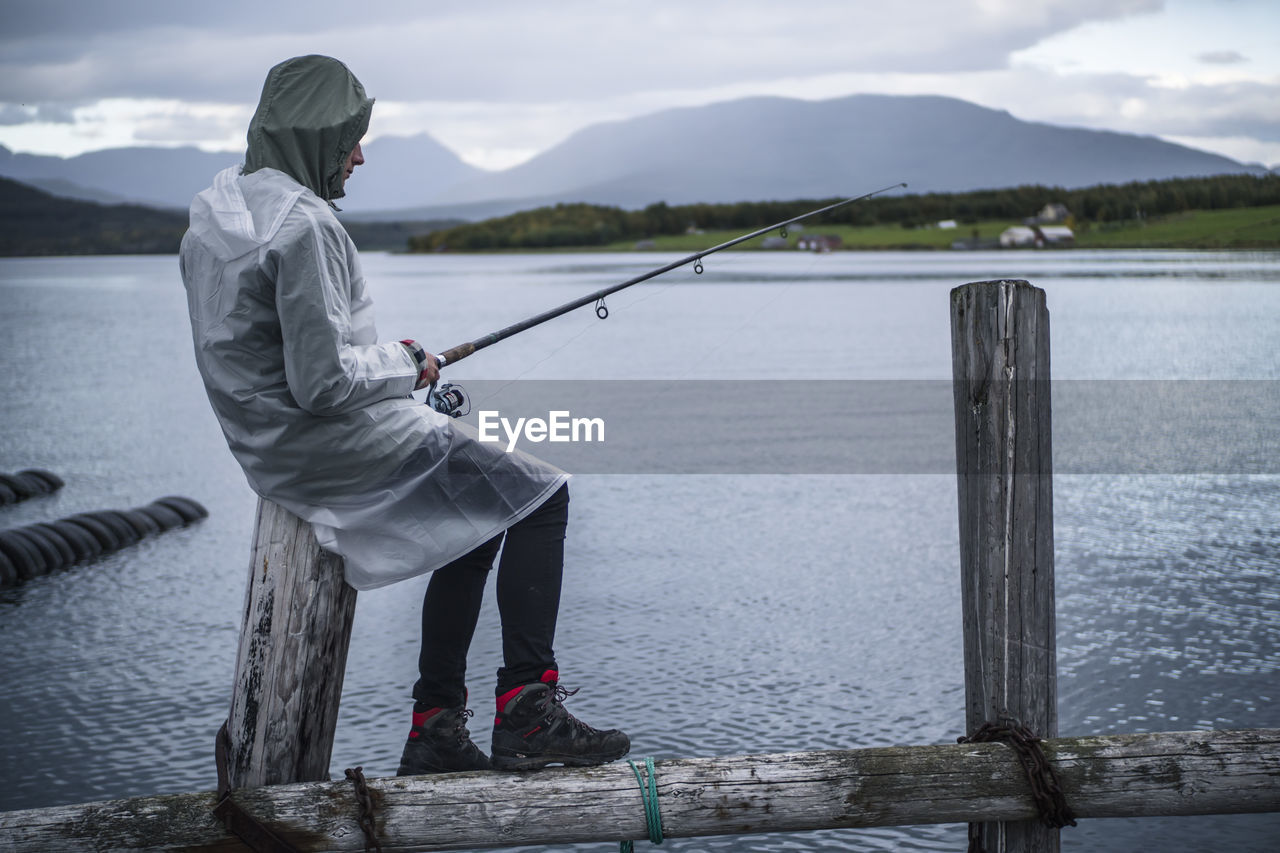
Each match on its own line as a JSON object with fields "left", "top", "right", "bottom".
{"left": 2, "top": 730, "right": 1276, "bottom": 852}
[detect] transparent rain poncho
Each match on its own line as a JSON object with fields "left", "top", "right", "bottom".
{"left": 179, "top": 56, "right": 566, "bottom": 589}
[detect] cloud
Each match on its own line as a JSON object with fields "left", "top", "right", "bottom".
{"left": 1142, "top": 80, "right": 1280, "bottom": 141}
{"left": 911, "top": 65, "right": 1280, "bottom": 167}
{"left": 119, "top": 102, "right": 253, "bottom": 148}
{"left": 7, "top": 0, "right": 1277, "bottom": 169}
{"left": 1197, "top": 50, "right": 1247, "bottom": 65}
{"left": 0, "top": 103, "right": 76, "bottom": 126}
{"left": 0, "top": 0, "right": 1163, "bottom": 103}
{"left": 1012, "top": 72, "right": 1280, "bottom": 142}
{"left": 0, "top": 0, "right": 411, "bottom": 40}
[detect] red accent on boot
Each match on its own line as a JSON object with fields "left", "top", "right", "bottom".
{"left": 496, "top": 685, "right": 523, "bottom": 714}
{"left": 409, "top": 707, "right": 444, "bottom": 738}
{"left": 540, "top": 669, "right": 559, "bottom": 684}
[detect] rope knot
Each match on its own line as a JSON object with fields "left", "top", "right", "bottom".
{"left": 620, "top": 756, "right": 664, "bottom": 852}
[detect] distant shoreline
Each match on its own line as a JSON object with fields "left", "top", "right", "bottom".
{"left": 3, "top": 172, "right": 1277, "bottom": 257}
{"left": 407, "top": 178, "right": 1280, "bottom": 255}
{"left": 412, "top": 204, "right": 1280, "bottom": 254}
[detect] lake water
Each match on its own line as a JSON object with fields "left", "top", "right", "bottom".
{"left": 1, "top": 249, "right": 1278, "bottom": 851}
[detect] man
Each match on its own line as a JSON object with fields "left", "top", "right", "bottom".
{"left": 179, "top": 55, "right": 629, "bottom": 774}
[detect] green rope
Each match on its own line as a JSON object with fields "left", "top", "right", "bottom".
{"left": 620, "top": 757, "right": 663, "bottom": 852}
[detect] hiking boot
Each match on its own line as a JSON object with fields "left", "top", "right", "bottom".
{"left": 491, "top": 670, "right": 630, "bottom": 770}
{"left": 396, "top": 704, "right": 491, "bottom": 775}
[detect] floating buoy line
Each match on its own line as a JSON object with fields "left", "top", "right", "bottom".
{"left": 0, "top": 469, "right": 208, "bottom": 588}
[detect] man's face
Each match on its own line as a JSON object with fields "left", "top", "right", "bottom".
{"left": 341, "top": 142, "right": 365, "bottom": 187}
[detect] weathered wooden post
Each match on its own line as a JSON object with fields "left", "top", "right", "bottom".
{"left": 222, "top": 497, "right": 357, "bottom": 789}
{"left": 951, "top": 280, "right": 1058, "bottom": 853}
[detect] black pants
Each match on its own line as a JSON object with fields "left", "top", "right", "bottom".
{"left": 412, "top": 483, "right": 568, "bottom": 710}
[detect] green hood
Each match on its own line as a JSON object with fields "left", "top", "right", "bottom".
{"left": 243, "top": 55, "right": 373, "bottom": 202}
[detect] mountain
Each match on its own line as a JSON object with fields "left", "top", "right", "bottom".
{"left": 0, "top": 95, "right": 1264, "bottom": 220}
{"left": 336, "top": 134, "right": 485, "bottom": 213}
{"left": 0, "top": 176, "right": 188, "bottom": 255}
{"left": 0, "top": 175, "right": 459, "bottom": 255}
{"left": 0, "top": 145, "right": 240, "bottom": 210}
{"left": 18, "top": 177, "right": 137, "bottom": 206}
{"left": 428, "top": 94, "right": 1264, "bottom": 213}
{"left": 0, "top": 132, "right": 482, "bottom": 213}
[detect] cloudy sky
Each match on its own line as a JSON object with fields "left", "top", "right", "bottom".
{"left": 1, "top": 0, "right": 1277, "bottom": 170}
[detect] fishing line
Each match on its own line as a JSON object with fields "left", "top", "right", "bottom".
{"left": 460, "top": 312, "right": 603, "bottom": 410}
{"left": 573, "top": 245, "right": 760, "bottom": 379}
{"left": 455, "top": 262, "right": 689, "bottom": 409}
{"left": 674, "top": 232, "right": 832, "bottom": 379}
{"left": 425, "top": 183, "right": 907, "bottom": 415}
{"left": 463, "top": 251, "right": 743, "bottom": 397}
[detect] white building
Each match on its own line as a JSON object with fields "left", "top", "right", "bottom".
{"left": 1000, "top": 226, "right": 1038, "bottom": 247}
{"left": 1038, "top": 225, "right": 1075, "bottom": 245}
{"left": 999, "top": 225, "right": 1074, "bottom": 248}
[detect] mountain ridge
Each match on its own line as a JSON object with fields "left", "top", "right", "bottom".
{"left": 0, "top": 132, "right": 482, "bottom": 213}
{"left": 432, "top": 94, "right": 1261, "bottom": 206}
{"left": 0, "top": 93, "right": 1266, "bottom": 220}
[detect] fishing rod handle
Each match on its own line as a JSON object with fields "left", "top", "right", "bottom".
{"left": 434, "top": 342, "right": 476, "bottom": 369}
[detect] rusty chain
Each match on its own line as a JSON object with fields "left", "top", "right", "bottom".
{"left": 958, "top": 716, "right": 1077, "bottom": 852}
{"left": 214, "top": 723, "right": 384, "bottom": 852}
{"left": 344, "top": 766, "right": 383, "bottom": 853}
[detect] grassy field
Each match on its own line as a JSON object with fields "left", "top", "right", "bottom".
{"left": 1073, "top": 205, "right": 1280, "bottom": 249}
{"left": 599, "top": 220, "right": 1019, "bottom": 252}
{"left": 594, "top": 205, "right": 1280, "bottom": 252}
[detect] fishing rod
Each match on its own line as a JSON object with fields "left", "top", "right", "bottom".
{"left": 427, "top": 181, "right": 907, "bottom": 416}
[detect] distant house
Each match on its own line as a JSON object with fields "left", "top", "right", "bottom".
{"left": 1035, "top": 225, "right": 1074, "bottom": 246}
{"left": 634, "top": 239, "right": 656, "bottom": 250}
{"left": 797, "top": 234, "right": 843, "bottom": 252}
{"left": 999, "top": 224, "right": 1074, "bottom": 248}
{"left": 937, "top": 219, "right": 958, "bottom": 229}
{"left": 1000, "top": 226, "right": 1037, "bottom": 248}
{"left": 1036, "top": 203, "right": 1071, "bottom": 224}
{"left": 760, "top": 236, "right": 789, "bottom": 250}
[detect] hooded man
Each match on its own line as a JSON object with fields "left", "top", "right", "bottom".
{"left": 180, "top": 55, "right": 629, "bottom": 774}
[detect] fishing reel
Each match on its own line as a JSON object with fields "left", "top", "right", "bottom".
{"left": 428, "top": 382, "right": 471, "bottom": 418}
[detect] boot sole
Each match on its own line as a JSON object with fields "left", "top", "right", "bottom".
{"left": 491, "top": 746, "right": 630, "bottom": 771}
{"left": 397, "top": 763, "right": 492, "bottom": 776}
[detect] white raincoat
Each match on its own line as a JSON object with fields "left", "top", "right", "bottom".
{"left": 179, "top": 56, "right": 566, "bottom": 589}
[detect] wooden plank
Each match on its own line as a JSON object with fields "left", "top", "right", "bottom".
{"left": 2, "top": 730, "right": 1276, "bottom": 852}
{"left": 951, "top": 279, "right": 1058, "bottom": 852}
{"left": 224, "top": 497, "right": 358, "bottom": 789}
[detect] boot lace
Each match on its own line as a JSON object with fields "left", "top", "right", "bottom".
{"left": 449, "top": 707, "right": 475, "bottom": 743}
{"left": 547, "top": 684, "right": 602, "bottom": 734}
{"left": 551, "top": 684, "right": 580, "bottom": 702}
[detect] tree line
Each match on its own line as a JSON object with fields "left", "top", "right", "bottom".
{"left": 0, "top": 176, "right": 459, "bottom": 256}
{"left": 409, "top": 173, "right": 1280, "bottom": 252}
{"left": 4, "top": 171, "right": 1275, "bottom": 257}
{"left": 0, "top": 176, "right": 189, "bottom": 256}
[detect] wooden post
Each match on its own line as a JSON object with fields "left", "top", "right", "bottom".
{"left": 951, "top": 280, "right": 1057, "bottom": 852}
{"left": 224, "top": 497, "right": 357, "bottom": 788}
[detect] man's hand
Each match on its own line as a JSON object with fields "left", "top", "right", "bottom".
{"left": 400, "top": 340, "right": 441, "bottom": 390}
{"left": 417, "top": 351, "right": 441, "bottom": 388}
